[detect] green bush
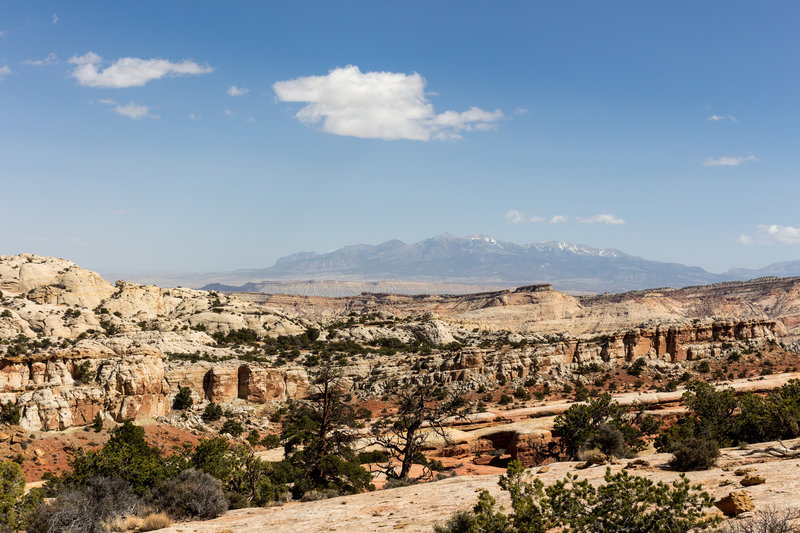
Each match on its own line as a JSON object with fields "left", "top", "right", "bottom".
{"left": 173, "top": 387, "right": 194, "bottom": 410}
{"left": 202, "top": 402, "right": 223, "bottom": 422}
{"left": 436, "top": 460, "right": 718, "bottom": 532}
{"left": 1, "top": 402, "right": 21, "bottom": 425}
{"left": 50, "top": 421, "right": 168, "bottom": 496}
{"left": 92, "top": 412, "right": 103, "bottom": 432}
{"left": 220, "top": 419, "right": 244, "bottom": 437}
{"left": 553, "top": 393, "right": 645, "bottom": 459}
{"left": 669, "top": 436, "right": 720, "bottom": 471}
{"left": 0, "top": 460, "right": 26, "bottom": 531}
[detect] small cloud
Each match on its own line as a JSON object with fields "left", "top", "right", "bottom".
{"left": 0, "top": 65, "right": 10, "bottom": 80}
{"left": 113, "top": 209, "right": 126, "bottom": 216}
{"left": 223, "top": 109, "right": 233, "bottom": 116}
{"left": 505, "top": 210, "right": 525, "bottom": 224}
{"left": 246, "top": 116, "right": 256, "bottom": 123}
{"left": 188, "top": 113, "right": 201, "bottom": 120}
{"left": 69, "top": 51, "right": 213, "bottom": 88}
{"left": 548, "top": 215, "right": 568, "bottom": 224}
{"left": 273, "top": 65, "right": 503, "bottom": 141}
{"left": 227, "top": 85, "right": 250, "bottom": 96}
{"left": 52, "top": 13, "right": 58, "bottom": 24}
{"left": 739, "top": 224, "right": 800, "bottom": 245}
{"left": 703, "top": 155, "right": 758, "bottom": 167}
{"left": 514, "top": 107, "right": 529, "bottom": 115}
{"left": 21, "top": 52, "right": 58, "bottom": 66}
{"left": 708, "top": 114, "right": 739, "bottom": 123}
{"left": 530, "top": 215, "right": 545, "bottom": 223}
{"left": 577, "top": 213, "right": 626, "bottom": 225}
{"left": 0, "top": 31, "right": 5, "bottom": 37}
{"left": 99, "top": 99, "right": 157, "bottom": 119}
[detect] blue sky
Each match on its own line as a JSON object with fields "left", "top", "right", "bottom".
{"left": 1, "top": 1, "right": 798, "bottom": 275}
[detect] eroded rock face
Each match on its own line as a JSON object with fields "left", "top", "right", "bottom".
{"left": 0, "top": 345, "right": 169, "bottom": 431}
{"left": 165, "top": 362, "right": 309, "bottom": 405}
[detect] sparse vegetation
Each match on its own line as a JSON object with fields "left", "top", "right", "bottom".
{"left": 435, "top": 461, "right": 718, "bottom": 532}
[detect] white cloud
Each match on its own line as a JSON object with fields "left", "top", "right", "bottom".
{"left": 577, "top": 213, "right": 626, "bottom": 225}
{"left": 273, "top": 65, "right": 503, "bottom": 141}
{"left": 227, "top": 85, "right": 250, "bottom": 96}
{"left": 514, "top": 107, "right": 529, "bottom": 115}
{"left": 548, "top": 215, "right": 568, "bottom": 224}
{"left": 703, "top": 155, "right": 758, "bottom": 167}
{"left": 740, "top": 224, "right": 800, "bottom": 245}
{"left": 22, "top": 53, "right": 58, "bottom": 66}
{"left": 0, "top": 65, "right": 10, "bottom": 80}
{"left": 223, "top": 109, "right": 233, "bottom": 116}
{"left": 52, "top": 13, "right": 58, "bottom": 24}
{"left": 99, "top": 99, "right": 157, "bottom": 119}
{"left": 246, "top": 116, "right": 256, "bottom": 123}
{"left": 189, "top": 113, "right": 201, "bottom": 120}
{"left": 69, "top": 51, "right": 213, "bottom": 88}
{"left": 530, "top": 215, "right": 545, "bottom": 223}
{"left": 505, "top": 210, "right": 525, "bottom": 224}
{"left": 707, "top": 114, "right": 739, "bottom": 123}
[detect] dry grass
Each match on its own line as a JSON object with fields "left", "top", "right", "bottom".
{"left": 106, "top": 515, "right": 143, "bottom": 532}
{"left": 140, "top": 512, "right": 171, "bottom": 531}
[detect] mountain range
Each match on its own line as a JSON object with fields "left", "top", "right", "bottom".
{"left": 187, "top": 233, "right": 800, "bottom": 295}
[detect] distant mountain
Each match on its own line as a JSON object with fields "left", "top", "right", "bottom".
{"left": 204, "top": 233, "right": 729, "bottom": 294}
{"left": 726, "top": 260, "right": 800, "bottom": 280}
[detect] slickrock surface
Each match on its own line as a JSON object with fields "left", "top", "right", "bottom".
{"left": 159, "top": 439, "right": 800, "bottom": 533}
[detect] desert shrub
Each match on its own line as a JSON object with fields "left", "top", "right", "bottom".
{"left": 514, "top": 386, "right": 531, "bottom": 401}
{"left": 657, "top": 380, "right": 800, "bottom": 451}
{"left": 0, "top": 460, "right": 26, "bottom": 531}
{"left": 583, "top": 423, "right": 635, "bottom": 459}
{"left": 50, "top": 421, "right": 167, "bottom": 496}
{"left": 1, "top": 401, "right": 21, "bottom": 425}
{"left": 499, "top": 394, "right": 513, "bottom": 405}
{"left": 716, "top": 506, "right": 800, "bottom": 533}
{"left": 260, "top": 434, "right": 280, "bottom": 448}
{"left": 553, "top": 393, "right": 645, "bottom": 459}
{"left": 669, "top": 436, "right": 720, "bottom": 471}
{"left": 246, "top": 429, "right": 261, "bottom": 446}
{"left": 202, "top": 402, "right": 223, "bottom": 422}
{"left": 173, "top": 387, "right": 194, "bottom": 410}
{"left": 92, "top": 412, "right": 103, "bottom": 432}
{"left": 627, "top": 357, "right": 647, "bottom": 376}
{"left": 438, "top": 460, "right": 718, "bottom": 533}
{"left": 27, "top": 476, "right": 142, "bottom": 533}
{"left": 220, "top": 419, "right": 244, "bottom": 437}
{"left": 433, "top": 510, "right": 475, "bottom": 533}
{"left": 74, "top": 360, "right": 96, "bottom": 383}
{"left": 152, "top": 469, "right": 228, "bottom": 520}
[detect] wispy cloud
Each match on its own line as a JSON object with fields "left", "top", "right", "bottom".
{"left": 0, "top": 65, "right": 10, "bottom": 80}
{"left": 739, "top": 224, "right": 800, "bottom": 245}
{"left": 548, "top": 215, "right": 568, "bottom": 224}
{"left": 514, "top": 107, "right": 529, "bottom": 115}
{"left": 227, "top": 85, "right": 250, "bottom": 96}
{"left": 530, "top": 215, "right": 545, "bottom": 223}
{"left": 99, "top": 99, "right": 157, "bottom": 119}
{"left": 52, "top": 13, "right": 58, "bottom": 25}
{"left": 703, "top": 155, "right": 758, "bottom": 167}
{"left": 273, "top": 65, "right": 503, "bottom": 141}
{"left": 577, "top": 214, "right": 626, "bottom": 225}
{"left": 69, "top": 51, "right": 213, "bottom": 88}
{"left": 223, "top": 109, "right": 233, "bottom": 116}
{"left": 707, "top": 114, "right": 739, "bottom": 123}
{"left": 505, "top": 210, "right": 525, "bottom": 224}
{"left": 22, "top": 52, "right": 58, "bottom": 66}
{"left": 189, "top": 113, "right": 201, "bottom": 120}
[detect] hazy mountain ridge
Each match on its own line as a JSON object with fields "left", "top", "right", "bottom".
{"left": 208, "top": 233, "right": 724, "bottom": 294}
